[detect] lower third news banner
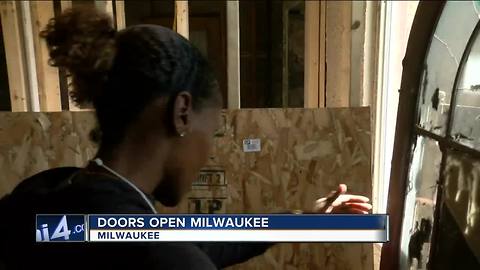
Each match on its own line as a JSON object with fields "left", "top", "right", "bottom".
{"left": 36, "top": 214, "right": 388, "bottom": 242}
{"left": 91, "top": 214, "right": 388, "bottom": 242}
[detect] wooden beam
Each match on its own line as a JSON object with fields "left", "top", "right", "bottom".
{"left": 95, "top": 1, "right": 113, "bottom": 18}
{"left": 369, "top": 0, "right": 383, "bottom": 217}
{"left": 114, "top": 0, "right": 126, "bottom": 30}
{"left": 0, "top": 1, "right": 29, "bottom": 111}
{"left": 59, "top": 1, "right": 71, "bottom": 11}
{"left": 304, "top": 1, "right": 320, "bottom": 108}
{"left": 174, "top": 1, "right": 189, "bottom": 39}
{"left": 20, "top": 1, "right": 41, "bottom": 112}
{"left": 326, "top": 2, "right": 352, "bottom": 107}
{"left": 319, "top": 1, "right": 326, "bottom": 108}
{"left": 30, "top": 1, "right": 61, "bottom": 111}
{"left": 350, "top": 1, "right": 366, "bottom": 107}
{"left": 363, "top": 1, "right": 379, "bottom": 108}
{"left": 380, "top": 3, "right": 444, "bottom": 269}
{"left": 281, "top": 2, "right": 289, "bottom": 108}
{"left": 226, "top": 0, "right": 240, "bottom": 109}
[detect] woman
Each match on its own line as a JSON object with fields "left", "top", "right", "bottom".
{"left": 0, "top": 8, "right": 371, "bottom": 270}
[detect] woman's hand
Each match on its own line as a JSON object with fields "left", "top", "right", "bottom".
{"left": 312, "top": 184, "right": 372, "bottom": 214}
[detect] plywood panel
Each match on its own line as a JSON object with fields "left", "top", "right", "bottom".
{"left": 0, "top": 112, "right": 97, "bottom": 196}
{"left": 326, "top": 2, "right": 352, "bottom": 107}
{"left": 0, "top": 108, "right": 372, "bottom": 270}
{"left": 219, "top": 108, "right": 371, "bottom": 269}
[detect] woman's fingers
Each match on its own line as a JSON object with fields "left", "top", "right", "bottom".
{"left": 330, "top": 195, "right": 371, "bottom": 207}
{"left": 314, "top": 185, "right": 346, "bottom": 212}
{"left": 330, "top": 205, "right": 369, "bottom": 214}
{"left": 342, "top": 202, "right": 372, "bottom": 211}
{"left": 337, "top": 194, "right": 370, "bottom": 203}
{"left": 312, "top": 184, "right": 371, "bottom": 214}
{"left": 337, "top": 184, "right": 347, "bottom": 194}
{"left": 326, "top": 184, "right": 348, "bottom": 202}
{"left": 341, "top": 208, "right": 369, "bottom": 214}
{"left": 326, "top": 185, "right": 346, "bottom": 201}
{"left": 328, "top": 201, "right": 372, "bottom": 214}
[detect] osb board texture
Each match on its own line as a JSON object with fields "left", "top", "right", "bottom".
{"left": 0, "top": 108, "right": 372, "bottom": 270}
{"left": 0, "top": 112, "right": 97, "bottom": 196}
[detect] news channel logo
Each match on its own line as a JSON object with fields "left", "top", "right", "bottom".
{"left": 36, "top": 214, "right": 86, "bottom": 242}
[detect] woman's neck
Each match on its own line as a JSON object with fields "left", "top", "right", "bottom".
{"left": 94, "top": 141, "right": 166, "bottom": 195}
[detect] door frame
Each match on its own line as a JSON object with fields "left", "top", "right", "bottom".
{"left": 379, "top": 2, "right": 445, "bottom": 270}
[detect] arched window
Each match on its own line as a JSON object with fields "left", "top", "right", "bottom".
{"left": 382, "top": 1, "right": 480, "bottom": 269}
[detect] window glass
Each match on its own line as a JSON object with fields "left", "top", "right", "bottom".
{"left": 450, "top": 25, "right": 480, "bottom": 150}
{"left": 432, "top": 151, "right": 480, "bottom": 267}
{"left": 417, "top": 1, "right": 478, "bottom": 135}
{"left": 400, "top": 136, "right": 442, "bottom": 269}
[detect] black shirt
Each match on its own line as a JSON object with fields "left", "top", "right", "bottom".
{"left": 0, "top": 167, "right": 272, "bottom": 269}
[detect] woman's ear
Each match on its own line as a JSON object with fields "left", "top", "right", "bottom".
{"left": 172, "top": 91, "right": 193, "bottom": 137}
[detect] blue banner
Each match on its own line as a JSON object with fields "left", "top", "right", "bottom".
{"left": 88, "top": 214, "right": 388, "bottom": 230}
{"left": 36, "top": 214, "right": 86, "bottom": 242}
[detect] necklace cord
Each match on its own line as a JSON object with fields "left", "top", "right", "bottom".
{"left": 92, "top": 158, "right": 157, "bottom": 214}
